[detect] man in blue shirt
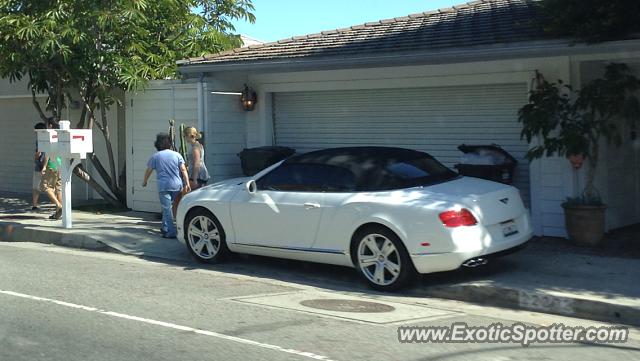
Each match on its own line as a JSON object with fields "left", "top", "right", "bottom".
{"left": 142, "top": 133, "right": 191, "bottom": 238}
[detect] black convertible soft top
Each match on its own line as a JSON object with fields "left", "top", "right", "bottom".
{"left": 286, "top": 146, "right": 430, "bottom": 166}
{"left": 284, "top": 147, "right": 457, "bottom": 191}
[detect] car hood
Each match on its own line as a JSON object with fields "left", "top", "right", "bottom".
{"left": 181, "top": 176, "right": 249, "bottom": 204}
{"left": 201, "top": 176, "right": 249, "bottom": 190}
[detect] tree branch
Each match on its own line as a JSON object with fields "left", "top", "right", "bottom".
{"left": 75, "top": 106, "right": 88, "bottom": 129}
{"left": 30, "top": 88, "right": 48, "bottom": 123}
{"left": 88, "top": 153, "right": 125, "bottom": 203}
{"left": 100, "top": 102, "right": 118, "bottom": 191}
{"left": 73, "top": 165, "right": 120, "bottom": 206}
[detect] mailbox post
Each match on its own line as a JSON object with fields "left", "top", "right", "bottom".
{"left": 36, "top": 120, "right": 93, "bottom": 228}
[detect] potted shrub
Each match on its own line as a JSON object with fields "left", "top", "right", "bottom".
{"left": 519, "top": 63, "right": 639, "bottom": 246}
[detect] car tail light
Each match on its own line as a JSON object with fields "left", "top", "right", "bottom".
{"left": 439, "top": 209, "right": 478, "bottom": 227}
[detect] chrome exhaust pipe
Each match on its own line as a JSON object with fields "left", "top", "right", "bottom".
{"left": 462, "top": 257, "right": 488, "bottom": 268}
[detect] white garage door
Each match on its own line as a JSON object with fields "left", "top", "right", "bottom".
{"left": 273, "top": 84, "right": 530, "bottom": 205}
{"left": 127, "top": 86, "right": 197, "bottom": 212}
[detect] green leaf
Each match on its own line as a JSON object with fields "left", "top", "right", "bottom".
{"left": 518, "top": 62, "right": 640, "bottom": 196}
{"left": 539, "top": 0, "right": 640, "bottom": 42}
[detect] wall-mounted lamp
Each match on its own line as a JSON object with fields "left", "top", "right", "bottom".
{"left": 210, "top": 85, "right": 258, "bottom": 111}
{"left": 240, "top": 84, "right": 257, "bottom": 111}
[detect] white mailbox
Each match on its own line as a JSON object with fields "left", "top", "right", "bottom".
{"left": 36, "top": 129, "right": 59, "bottom": 154}
{"left": 34, "top": 120, "right": 93, "bottom": 229}
{"left": 58, "top": 129, "right": 93, "bottom": 159}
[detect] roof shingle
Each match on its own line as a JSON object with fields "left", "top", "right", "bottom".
{"left": 180, "top": 0, "right": 546, "bottom": 66}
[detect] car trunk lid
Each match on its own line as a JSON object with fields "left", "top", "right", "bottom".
{"left": 422, "top": 177, "right": 526, "bottom": 226}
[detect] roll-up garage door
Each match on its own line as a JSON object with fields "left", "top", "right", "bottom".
{"left": 273, "top": 84, "right": 530, "bottom": 206}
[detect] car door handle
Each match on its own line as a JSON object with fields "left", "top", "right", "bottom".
{"left": 303, "top": 202, "right": 321, "bottom": 209}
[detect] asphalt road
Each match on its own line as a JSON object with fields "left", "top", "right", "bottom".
{"left": 1, "top": 242, "right": 638, "bottom": 361}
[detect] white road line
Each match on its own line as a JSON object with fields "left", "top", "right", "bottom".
{"left": 0, "top": 289, "right": 336, "bottom": 361}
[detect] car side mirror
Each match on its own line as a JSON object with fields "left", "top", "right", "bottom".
{"left": 245, "top": 180, "right": 257, "bottom": 195}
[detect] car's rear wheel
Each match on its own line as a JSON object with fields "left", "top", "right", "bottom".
{"left": 184, "top": 208, "right": 228, "bottom": 263}
{"left": 352, "top": 226, "right": 415, "bottom": 291}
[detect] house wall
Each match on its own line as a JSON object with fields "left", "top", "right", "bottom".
{"left": 576, "top": 60, "right": 640, "bottom": 230}
{"left": 124, "top": 76, "right": 247, "bottom": 211}
{"left": 233, "top": 57, "right": 572, "bottom": 236}
{"left": 195, "top": 51, "right": 637, "bottom": 237}
{"left": 125, "top": 80, "right": 199, "bottom": 212}
{"left": 0, "top": 78, "right": 47, "bottom": 196}
{"left": 204, "top": 74, "right": 248, "bottom": 181}
{"left": 0, "top": 76, "right": 34, "bottom": 97}
{"left": 533, "top": 59, "right": 573, "bottom": 237}
{"left": 0, "top": 77, "right": 122, "bottom": 204}
{"left": 0, "top": 95, "right": 46, "bottom": 195}
{"left": 525, "top": 50, "right": 640, "bottom": 235}
{"left": 81, "top": 98, "right": 121, "bottom": 202}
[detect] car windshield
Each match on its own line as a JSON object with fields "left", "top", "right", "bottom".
{"left": 279, "top": 147, "right": 458, "bottom": 192}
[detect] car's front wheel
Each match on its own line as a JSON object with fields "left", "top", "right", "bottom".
{"left": 184, "top": 208, "right": 228, "bottom": 263}
{"left": 352, "top": 226, "right": 415, "bottom": 291}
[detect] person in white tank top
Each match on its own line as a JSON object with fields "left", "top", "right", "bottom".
{"left": 183, "top": 126, "right": 210, "bottom": 190}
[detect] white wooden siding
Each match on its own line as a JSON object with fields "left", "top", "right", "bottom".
{"left": 0, "top": 79, "right": 122, "bottom": 202}
{"left": 0, "top": 98, "right": 94, "bottom": 201}
{"left": 0, "top": 98, "right": 38, "bottom": 194}
{"left": 606, "top": 119, "right": 640, "bottom": 229}
{"left": 272, "top": 84, "right": 531, "bottom": 206}
{"left": 206, "top": 90, "right": 246, "bottom": 181}
{"left": 578, "top": 60, "right": 640, "bottom": 232}
{"left": 538, "top": 157, "right": 569, "bottom": 236}
{"left": 126, "top": 86, "right": 198, "bottom": 212}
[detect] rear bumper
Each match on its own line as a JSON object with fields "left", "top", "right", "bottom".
{"left": 475, "top": 240, "right": 529, "bottom": 260}
{"left": 410, "top": 230, "right": 531, "bottom": 274}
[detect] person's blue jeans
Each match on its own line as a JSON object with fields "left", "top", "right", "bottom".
{"left": 159, "top": 190, "right": 180, "bottom": 237}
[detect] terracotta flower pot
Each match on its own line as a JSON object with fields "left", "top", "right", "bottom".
{"left": 562, "top": 203, "right": 606, "bottom": 246}
{"left": 567, "top": 153, "right": 585, "bottom": 169}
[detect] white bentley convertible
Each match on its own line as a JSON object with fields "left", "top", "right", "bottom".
{"left": 176, "top": 147, "right": 532, "bottom": 291}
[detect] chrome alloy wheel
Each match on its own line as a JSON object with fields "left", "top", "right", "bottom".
{"left": 187, "top": 215, "right": 221, "bottom": 259}
{"left": 357, "top": 234, "right": 402, "bottom": 286}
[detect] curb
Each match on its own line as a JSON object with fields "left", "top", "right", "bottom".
{"left": 417, "top": 283, "right": 640, "bottom": 327}
{"left": 0, "top": 222, "right": 112, "bottom": 252}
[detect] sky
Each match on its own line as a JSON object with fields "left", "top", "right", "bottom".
{"left": 232, "top": 0, "right": 464, "bottom": 43}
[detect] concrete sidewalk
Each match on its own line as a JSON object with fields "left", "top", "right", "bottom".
{"left": 0, "top": 193, "right": 190, "bottom": 260}
{"left": 1, "top": 191, "right": 639, "bottom": 326}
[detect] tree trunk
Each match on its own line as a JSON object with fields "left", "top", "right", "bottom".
{"left": 585, "top": 138, "right": 599, "bottom": 200}
{"left": 73, "top": 165, "right": 120, "bottom": 206}
{"left": 99, "top": 103, "right": 118, "bottom": 192}
{"left": 31, "top": 85, "right": 127, "bottom": 208}
{"left": 78, "top": 95, "right": 126, "bottom": 205}
{"left": 65, "top": 93, "right": 126, "bottom": 206}
{"left": 75, "top": 106, "right": 87, "bottom": 129}
{"left": 30, "top": 88, "right": 48, "bottom": 124}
